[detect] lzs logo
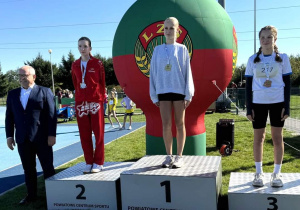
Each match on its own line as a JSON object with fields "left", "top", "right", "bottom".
{"left": 134, "top": 21, "right": 193, "bottom": 78}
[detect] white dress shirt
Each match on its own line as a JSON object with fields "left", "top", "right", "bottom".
{"left": 20, "top": 83, "right": 35, "bottom": 109}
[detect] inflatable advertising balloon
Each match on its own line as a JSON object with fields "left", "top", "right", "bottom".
{"left": 113, "top": 0, "right": 238, "bottom": 155}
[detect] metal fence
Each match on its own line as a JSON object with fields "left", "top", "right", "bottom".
{"left": 227, "top": 87, "right": 300, "bottom": 133}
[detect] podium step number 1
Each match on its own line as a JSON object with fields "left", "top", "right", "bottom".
{"left": 121, "top": 155, "right": 222, "bottom": 210}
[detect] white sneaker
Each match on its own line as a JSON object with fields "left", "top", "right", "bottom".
{"left": 252, "top": 173, "right": 264, "bottom": 187}
{"left": 162, "top": 155, "right": 173, "bottom": 168}
{"left": 91, "top": 164, "right": 103, "bottom": 173}
{"left": 172, "top": 155, "right": 184, "bottom": 168}
{"left": 128, "top": 126, "right": 132, "bottom": 130}
{"left": 83, "top": 164, "right": 92, "bottom": 174}
{"left": 119, "top": 123, "right": 122, "bottom": 128}
{"left": 119, "top": 126, "right": 125, "bottom": 130}
{"left": 270, "top": 173, "right": 283, "bottom": 187}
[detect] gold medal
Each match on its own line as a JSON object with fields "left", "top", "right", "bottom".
{"left": 165, "top": 64, "right": 172, "bottom": 71}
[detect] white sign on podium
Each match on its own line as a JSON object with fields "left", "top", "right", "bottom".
{"left": 228, "top": 172, "right": 300, "bottom": 210}
{"left": 121, "top": 155, "right": 222, "bottom": 210}
{"left": 46, "top": 162, "right": 133, "bottom": 210}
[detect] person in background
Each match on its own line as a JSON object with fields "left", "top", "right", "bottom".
{"left": 103, "top": 87, "right": 108, "bottom": 116}
{"left": 72, "top": 36, "right": 106, "bottom": 174}
{"left": 107, "top": 91, "right": 122, "bottom": 129}
{"left": 245, "top": 25, "right": 292, "bottom": 188}
{"left": 149, "top": 17, "right": 194, "bottom": 169}
{"left": 68, "top": 90, "right": 73, "bottom": 98}
{"left": 5, "top": 65, "right": 57, "bottom": 205}
{"left": 120, "top": 93, "right": 135, "bottom": 130}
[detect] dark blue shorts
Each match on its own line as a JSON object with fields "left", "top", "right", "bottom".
{"left": 252, "top": 102, "right": 285, "bottom": 129}
{"left": 158, "top": 93, "right": 185, "bottom": 101}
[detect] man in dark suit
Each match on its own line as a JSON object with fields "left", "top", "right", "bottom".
{"left": 5, "top": 65, "right": 57, "bottom": 205}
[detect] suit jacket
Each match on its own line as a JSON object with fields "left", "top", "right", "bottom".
{"left": 5, "top": 85, "right": 57, "bottom": 144}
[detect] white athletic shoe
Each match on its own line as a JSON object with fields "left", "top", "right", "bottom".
{"left": 172, "top": 155, "right": 184, "bottom": 168}
{"left": 270, "top": 173, "right": 283, "bottom": 187}
{"left": 128, "top": 126, "right": 132, "bottom": 130}
{"left": 162, "top": 155, "right": 173, "bottom": 168}
{"left": 120, "top": 126, "right": 125, "bottom": 130}
{"left": 252, "top": 173, "right": 264, "bottom": 187}
{"left": 119, "top": 123, "right": 122, "bottom": 128}
{"left": 91, "top": 164, "right": 103, "bottom": 173}
{"left": 83, "top": 164, "right": 92, "bottom": 174}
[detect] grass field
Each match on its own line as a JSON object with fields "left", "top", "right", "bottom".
{"left": 1, "top": 110, "right": 300, "bottom": 210}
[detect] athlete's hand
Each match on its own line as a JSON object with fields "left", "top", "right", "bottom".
{"left": 184, "top": 100, "right": 191, "bottom": 109}
{"left": 281, "top": 108, "right": 289, "bottom": 121}
{"left": 247, "top": 110, "right": 255, "bottom": 121}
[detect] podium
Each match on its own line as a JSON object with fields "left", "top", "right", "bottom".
{"left": 120, "top": 155, "right": 222, "bottom": 210}
{"left": 46, "top": 162, "right": 133, "bottom": 210}
{"left": 228, "top": 172, "right": 300, "bottom": 210}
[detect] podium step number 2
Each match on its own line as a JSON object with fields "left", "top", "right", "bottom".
{"left": 46, "top": 162, "right": 133, "bottom": 210}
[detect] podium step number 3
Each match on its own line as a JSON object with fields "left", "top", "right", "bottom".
{"left": 228, "top": 172, "right": 300, "bottom": 210}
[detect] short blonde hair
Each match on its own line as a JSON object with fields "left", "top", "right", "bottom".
{"left": 164, "top": 17, "right": 179, "bottom": 28}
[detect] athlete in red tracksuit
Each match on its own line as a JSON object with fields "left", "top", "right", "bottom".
{"left": 71, "top": 37, "right": 106, "bottom": 174}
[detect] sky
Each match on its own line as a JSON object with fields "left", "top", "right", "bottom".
{"left": 0, "top": 0, "right": 299, "bottom": 74}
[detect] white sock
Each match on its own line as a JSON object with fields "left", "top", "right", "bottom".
{"left": 255, "top": 162, "right": 263, "bottom": 174}
{"left": 273, "top": 164, "right": 282, "bottom": 174}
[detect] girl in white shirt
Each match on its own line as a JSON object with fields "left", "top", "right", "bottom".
{"left": 149, "top": 17, "right": 194, "bottom": 168}
{"left": 245, "top": 25, "right": 292, "bottom": 188}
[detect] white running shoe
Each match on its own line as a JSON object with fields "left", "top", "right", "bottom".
{"left": 172, "top": 155, "right": 184, "bottom": 168}
{"left": 119, "top": 126, "right": 125, "bottom": 130}
{"left": 91, "top": 164, "right": 104, "bottom": 173}
{"left": 128, "top": 126, "right": 132, "bottom": 130}
{"left": 162, "top": 155, "right": 173, "bottom": 168}
{"left": 252, "top": 173, "right": 264, "bottom": 187}
{"left": 119, "top": 123, "right": 122, "bottom": 128}
{"left": 83, "top": 164, "right": 92, "bottom": 174}
{"left": 270, "top": 173, "right": 283, "bottom": 187}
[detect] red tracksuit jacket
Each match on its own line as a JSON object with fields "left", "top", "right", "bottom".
{"left": 71, "top": 56, "right": 106, "bottom": 102}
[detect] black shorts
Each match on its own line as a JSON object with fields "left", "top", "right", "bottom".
{"left": 158, "top": 93, "right": 185, "bottom": 101}
{"left": 252, "top": 102, "right": 285, "bottom": 129}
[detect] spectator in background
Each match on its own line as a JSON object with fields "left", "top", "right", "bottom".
{"left": 108, "top": 91, "right": 122, "bottom": 129}
{"left": 68, "top": 90, "right": 73, "bottom": 98}
{"left": 103, "top": 87, "right": 108, "bottom": 116}
{"left": 120, "top": 93, "right": 135, "bottom": 130}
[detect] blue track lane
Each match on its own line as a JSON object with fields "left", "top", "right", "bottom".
{"left": 0, "top": 107, "right": 145, "bottom": 195}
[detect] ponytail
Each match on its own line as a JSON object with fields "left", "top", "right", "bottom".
{"left": 253, "top": 47, "right": 262, "bottom": 63}
{"left": 274, "top": 45, "right": 282, "bottom": 62}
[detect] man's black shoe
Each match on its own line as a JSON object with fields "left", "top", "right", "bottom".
{"left": 19, "top": 196, "right": 36, "bottom": 205}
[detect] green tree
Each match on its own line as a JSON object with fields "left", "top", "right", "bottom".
{"left": 0, "top": 63, "right": 8, "bottom": 97}
{"left": 56, "top": 51, "right": 75, "bottom": 90}
{"left": 94, "top": 53, "right": 118, "bottom": 86}
{"left": 24, "top": 53, "right": 58, "bottom": 90}
{"left": 5, "top": 69, "right": 19, "bottom": 91}
{"left": 229, "top": 64, "right": 246, "bottom": 87}
{"left": 290, "top": 54, "right": 300, "bottom": 87}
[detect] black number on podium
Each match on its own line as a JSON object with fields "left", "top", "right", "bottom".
{"left": 76, "top": 184, "right": 86, "bottom": 200}
{"left": 267, "top": 197, "right": 278, "bottom": 210}
{"left": 160, "top": 181, "right": 171, "bottom": 203}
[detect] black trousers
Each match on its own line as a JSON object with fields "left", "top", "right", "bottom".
{"left": 17, "top": 139, "right": 55, "bottom": 198}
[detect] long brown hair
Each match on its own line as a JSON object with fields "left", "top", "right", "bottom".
{"left": 254, "top": 26, "right": 282, "bottom": 63}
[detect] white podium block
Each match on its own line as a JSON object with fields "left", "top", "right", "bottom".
{"left": 46, "top": 162, "right": 133, "bottom": 210}
{"left": 228, "top": 172, "right": 300, "bottom": 210}
{"left": 121, "top": 155, "right": 222, "bottom": 210}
